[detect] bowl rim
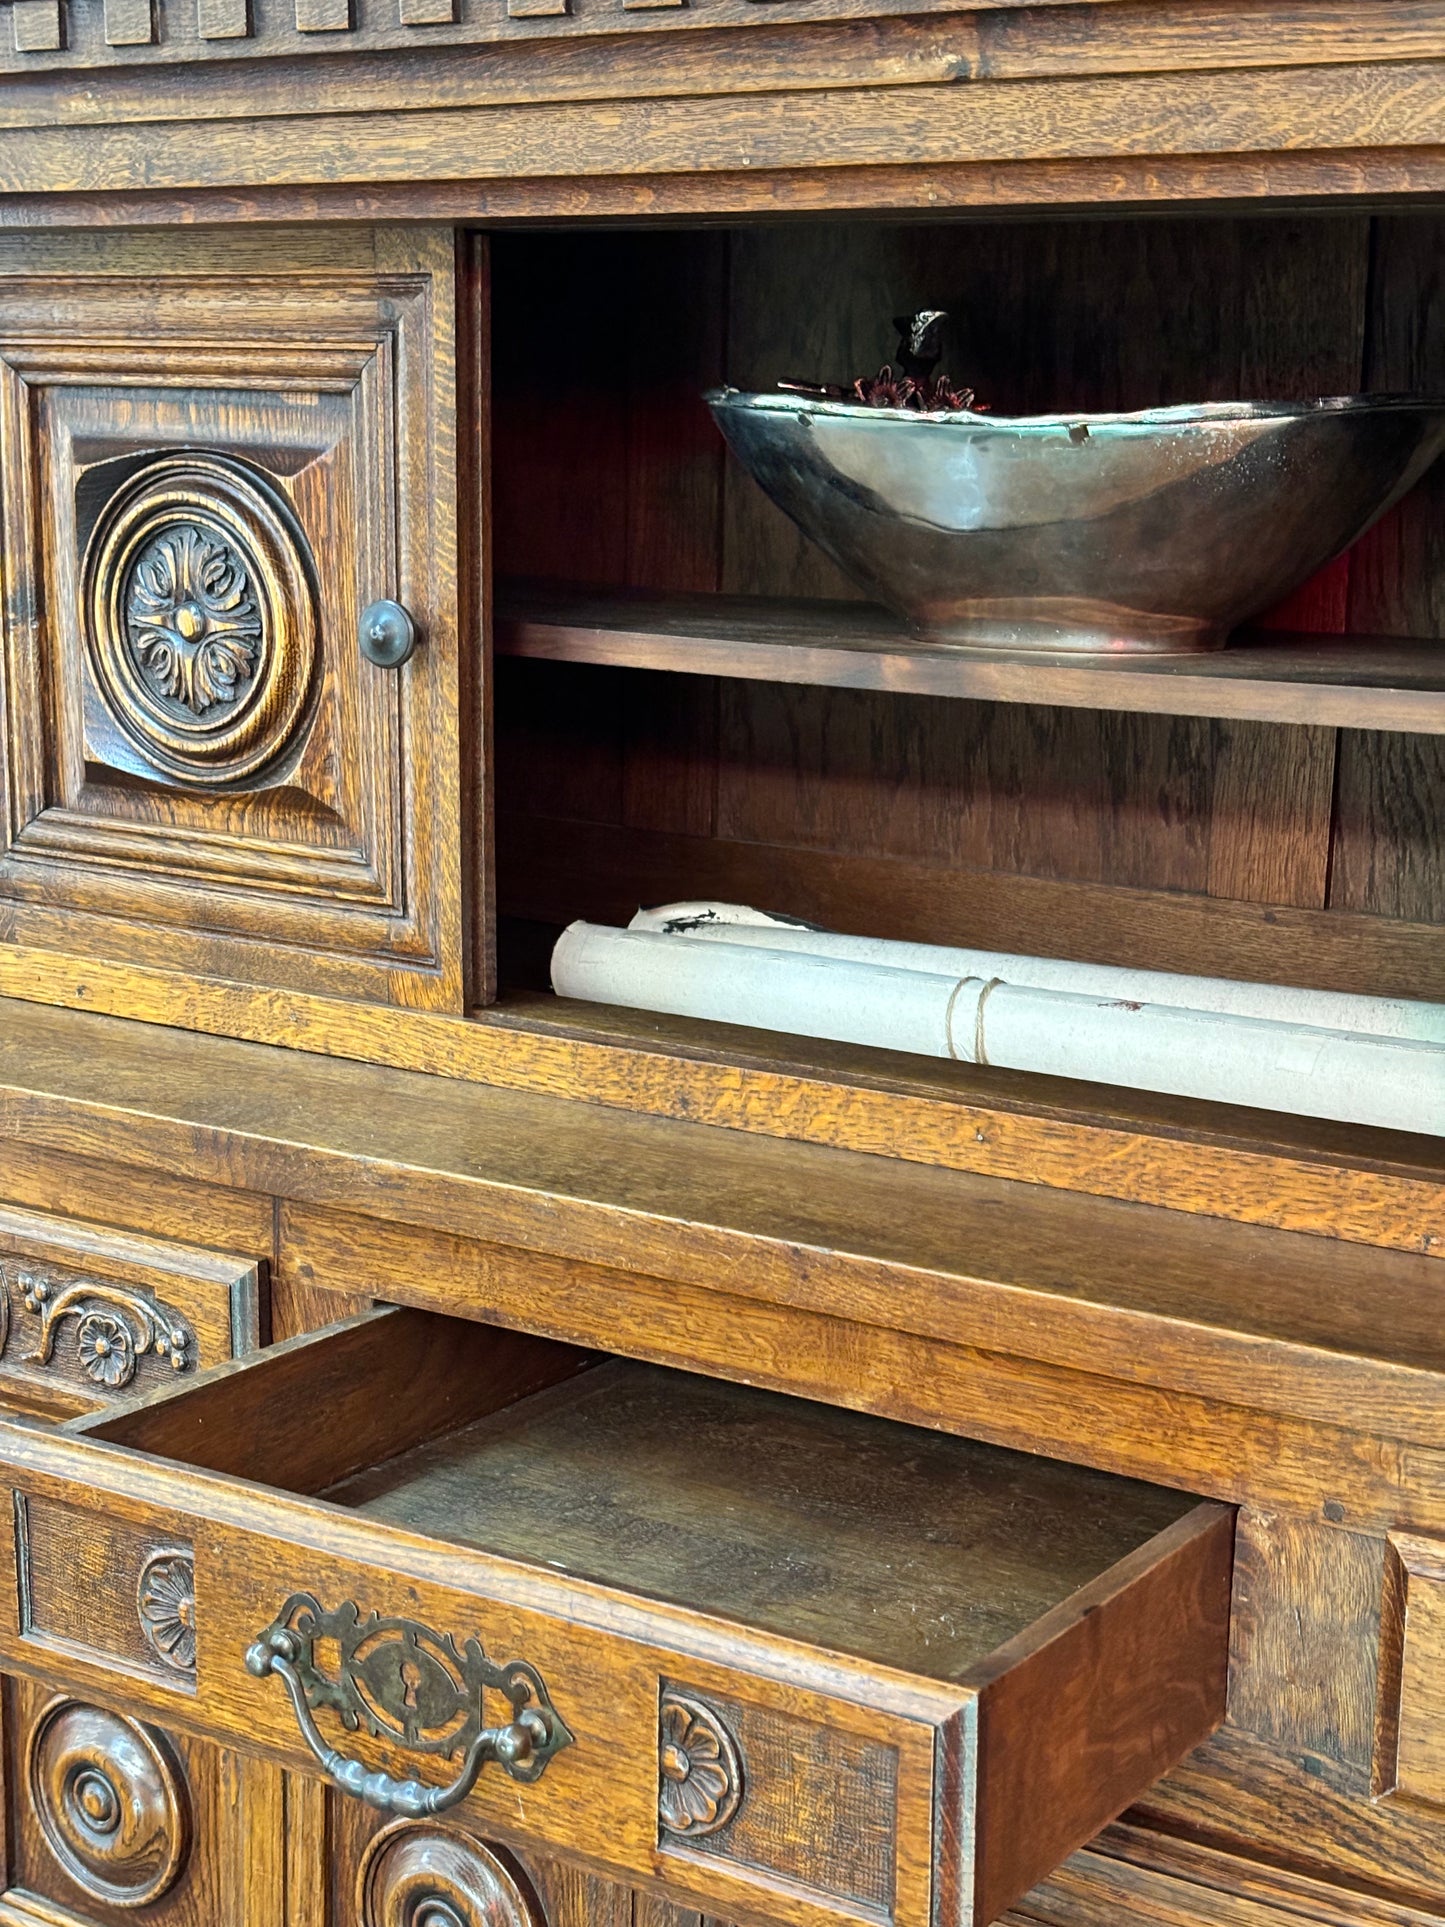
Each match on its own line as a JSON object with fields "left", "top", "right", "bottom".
{"left": 704, "top": 386, "right": 1445, "bottom": 429}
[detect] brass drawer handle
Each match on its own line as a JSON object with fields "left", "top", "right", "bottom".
{"left": 244, "top": 1594, "right": 572, "bottom": 1816}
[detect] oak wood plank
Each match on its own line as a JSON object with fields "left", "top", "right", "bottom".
{"left": 1, "top": 999, "right": 1444, "bottom": 1462}
{"left": 274, "top": 1202, "right": 1445, "bottom": 1530}
{"left": 6, "top": 60, "right": 1445, "bottom": 199}
{"left": 5, "top": 147, "right": 1445, "bottom": 232}
{"left": 497, "top": 588, "right": 1445, "bottom": 735}
{"left": 80, "top": 1305, "right": 597, "bottom": 1486}
{"left": 0, "top": 965, "right": 1440, "bottom": 1270}
{"left": 2, "top": 0, "right": 1443, "bottom": 95}
{"left": 497, "top": 812, "right": 1445, "bottom": 1001}
{"left": 973, "top": 1506, "right": 1232, "bottom": 1925}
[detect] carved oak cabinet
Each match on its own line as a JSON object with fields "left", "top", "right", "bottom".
{"left": 0, "top": 7, "right": 1444, "bottom": 1927}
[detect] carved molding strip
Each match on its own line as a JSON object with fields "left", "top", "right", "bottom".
{"left": 658, "top": 1689, "right": 744, "bottom": 1838}
{"left": 82, "top": 452, "right": 319, "bottom": 790}
{"left": 28, "top": 1698, "right": 192, "bottom": 1907}
{"left": 358, "top": 1825, "right": 543, "bottom": 1927}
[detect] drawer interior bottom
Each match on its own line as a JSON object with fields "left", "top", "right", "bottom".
{"left": 326, "top": 1355, "right": 1190, "bottom": 1682}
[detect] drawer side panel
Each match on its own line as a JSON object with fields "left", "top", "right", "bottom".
{"left": 972, "top": 1503, "right": 1234, "bottom": 1925}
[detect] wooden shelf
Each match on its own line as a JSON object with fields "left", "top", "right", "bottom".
{"left": 496, "top": 584, "right": 1445, "bottom": 735}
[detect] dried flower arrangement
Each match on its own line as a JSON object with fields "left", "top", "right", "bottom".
{"left": 777, "top": 310, "right": 987, "bottom": 414}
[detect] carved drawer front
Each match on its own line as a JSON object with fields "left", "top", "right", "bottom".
{"left": 0, "top": 229, "right": 470, "bottom": 1011}
{"left": 0, "top": 1201, "right": 260, "bottom": 1421}
{"left": 0, "top": 1309, "right": 1233, "bottom": 1927}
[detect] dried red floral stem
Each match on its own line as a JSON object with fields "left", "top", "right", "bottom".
{"left": 850, "top": 365, "right": 985, "bottom": 412}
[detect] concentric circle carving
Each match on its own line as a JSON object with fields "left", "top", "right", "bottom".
{"left": 658, "top": 1690, "right": 743, "bottom": 1837}
{"left": 83, "top": 452, "right": 318, "bottom": 786}
{"left": 27, "top": 1698, "right": 191, "bottom": 1907}
{"left": 358, "top": 1825, "right": 543, "bottom": 1927}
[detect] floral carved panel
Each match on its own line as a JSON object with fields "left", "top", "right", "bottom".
{"left": 0, "top": 251, "right": 466, "bottom": 1009}
{"left": 0, "top": 1258, "right": 196, "bottom": 1394}
{"left": 83, "top": 452, "right": 319, "bottom": 789}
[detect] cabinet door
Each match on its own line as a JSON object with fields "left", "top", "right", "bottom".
{"left": 0, "top": 229, "right": 479, "bottom": 1011}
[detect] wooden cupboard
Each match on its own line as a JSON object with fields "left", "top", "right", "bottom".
{"left": 0, "top": 7, "right": 1441, "bottom": 1927}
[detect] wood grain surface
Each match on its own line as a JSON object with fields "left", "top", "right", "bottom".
{"left": 277, "top": 1204, "right": 1445, "bottom": 1533}
{"left": 497, "top": 588, "right": 1445, "bottom": 736}
{"left": 0, "top": 1002, "right": 1442, "bottom": 1474}
{"left": 4, "top": 23, "right": 1445, "bottom": 218}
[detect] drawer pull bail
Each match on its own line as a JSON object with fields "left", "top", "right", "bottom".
{"left": 244, "top": 1594, "right": 572, "bottom": 1816}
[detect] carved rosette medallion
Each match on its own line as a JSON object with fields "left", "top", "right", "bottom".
{"left": 358, "top": 1825, "right": 544, "bottom": 1927}
{"left": 657, "top": 1690, "right": 744, "bottom": 1838}
{"left": 83, "top": 452, "right": 318, "bottom": 786}
{"left": 27, "top": 1698, "right": 191, "bottom": 1907}
{"left": 137, "top": 1549, "right": 197, "bottom": 1672}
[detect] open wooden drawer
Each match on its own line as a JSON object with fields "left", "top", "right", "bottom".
{"left": 0, "top": 1307, "right": 1232, "bottom": 1927}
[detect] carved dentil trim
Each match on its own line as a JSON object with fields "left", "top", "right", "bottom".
{"left": 358, "top": 1825, "right": 544, "bottom": 1927}
{"left": 83, "top": 451, "right": 319, "bottom": 788}
{"left": 1, "top": 1261, "right": 196, "bottom": 1390}
{"left": 657, "top": 1690, "right": 744, "bottom": 1838}
{"left": 28, "top": 1698, "right": 192, "bottom": 1908}
{"left": 137, "top": 1549, "right": 197, "bottom": 1673}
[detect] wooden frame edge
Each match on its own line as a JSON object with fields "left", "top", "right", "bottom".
{"left": 0, "top": 946, "right": 1439, "bottom": 1265}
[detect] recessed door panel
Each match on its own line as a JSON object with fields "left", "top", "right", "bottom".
{"left": 0, "top": 231, "right": 476, "bottom": 1010}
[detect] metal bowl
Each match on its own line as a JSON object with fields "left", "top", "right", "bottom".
{"left": 707, "top": 389, "right": 1445, "bottom": 654}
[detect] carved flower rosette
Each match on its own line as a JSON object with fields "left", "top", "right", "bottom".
{"left": 657, "top": 1691, "right": 743, "bottom": 1838}
{"left": 137, "top": 1551, "right": 197, "bottom": 1673}
{"left": 83, "top": 451, "right": 318, "bottom": 788}
{"left": 126, "top": 521, "right": 263, "bottom": 716}
{"left": 75, "top": 1311, "right": 135, "bottom": 1388}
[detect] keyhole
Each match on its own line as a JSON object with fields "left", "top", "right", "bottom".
{"left": 399, "top": 1659, "right": 423, "bottom": 1712}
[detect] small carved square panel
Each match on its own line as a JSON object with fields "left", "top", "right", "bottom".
{"left": 0, "top": 235, "right": 470, "bottom": 1010}
{"left": 18, "top": 1495, "right": 198, "bottom": 1690}
{"left": 656, "top": 1678, "right": 899, "bottom": 1918}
